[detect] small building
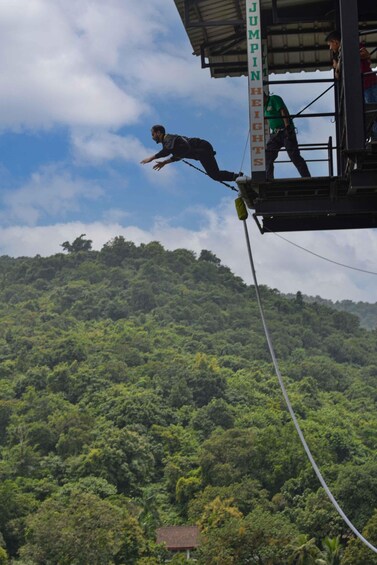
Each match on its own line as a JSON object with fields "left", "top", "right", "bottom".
{"left": 156, "top": 525, "right": 200, "bottom": 560}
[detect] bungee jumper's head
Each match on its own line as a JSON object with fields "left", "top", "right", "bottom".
{"left": 151, "top": 125, "right": 165, "bottom": 144}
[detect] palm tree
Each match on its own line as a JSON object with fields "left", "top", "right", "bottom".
{"left": 320, "top": 536, "right": 343, "bottom": 565}
{"left": 289, "top": 534, "right": 323, "bottom": 565}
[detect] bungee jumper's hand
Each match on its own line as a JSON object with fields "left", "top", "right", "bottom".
{"left": 153, "top": 161, "right": 166, "bottom": 171}
{"left": 140, "top": 156, "right": 155, "bottom": 165}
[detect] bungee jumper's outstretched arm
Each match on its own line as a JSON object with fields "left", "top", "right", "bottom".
{"left": 140, "top": 155, "right": 155, "bottom": 165}
{"left": 140, "top": 155, "right": 177, "bottom": 170}
{"left": 152, "top": 158, "right": 177, "bottom": 171}
{"left": 140, "top": 125, "right": 179, "bottom": 169}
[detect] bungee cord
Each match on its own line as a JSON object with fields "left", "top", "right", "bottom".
{"left": 182, "top": 159, "right": 238, "bottom": 192}
{"left": 180, "top": 132, "right": 377, "bottom": 551}
{"left": 240, "top": 211, "right": 377, "bottom": 555}
{"left": 239, "top": 129, "right": 251, "bottom": 176}
{"left": 264, "top": 227, "right": 377, "bottom": 276}
{"left": 175, "top": 52, "right": 377, "bottom": 554}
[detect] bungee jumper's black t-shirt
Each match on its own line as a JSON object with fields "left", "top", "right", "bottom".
{"left": 155, "top": 134, "right": 212, "bottom": 162}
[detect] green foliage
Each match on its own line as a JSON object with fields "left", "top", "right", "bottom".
{"left": 288, "top": 534, "right": 323, "bottom": 564}
{"left": 286, "top": 292, "right": 377, "bottom": 330}
{"left": 188, "top": 477, "right": 269, "bottom": 520}
{"left": 191, "top": 398, "right": 234, "bottom": 437}
{"left": 0, "top": 546, "right": 8, "bottom": 565}
{"left": 19, "top": 491, "right": 144, "bottom": 564}
{"left": 67, "top": 424, "right": 155, "bottom": 493}
{"left": 0, "top": 239, "right": 376, "bottom": 562}
{"left": 334, "top": 461, "right": 377, "bottom": 529}
{"left": 342, "top": 511, "right": 377, "bottom": 564}
{"left": 200, "top": 428, "right": 256, "bottom": 487}
{"left": 320, "top": 536, "right": 343, "bottom": 565}
{"left": 288, "top": 488, "right": 344, "bottom": 541}
{"left": 198, "top": 503, "right": 299, "bottom": 564}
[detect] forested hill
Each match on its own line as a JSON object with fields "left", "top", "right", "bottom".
{"left": 285, "top": 292, "right": 377, "bottom": 331}
{"left": 1, "top": 235, "right": 377, "bottom": 564}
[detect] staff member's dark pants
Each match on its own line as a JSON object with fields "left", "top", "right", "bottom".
{"left": 266, "top": 129, "right": 310, "bottom": 180}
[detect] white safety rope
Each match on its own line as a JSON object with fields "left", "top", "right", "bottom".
{"left": 242, "top": 217, "right": 377, "bottom": 554}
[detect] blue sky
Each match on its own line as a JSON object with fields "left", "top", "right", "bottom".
{"left": 0, "top": 0, "right": 377, "bottom": 303}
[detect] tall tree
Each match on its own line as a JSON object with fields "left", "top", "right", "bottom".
{"left": 61, "top": 234, "right": 93, "bottom": 253}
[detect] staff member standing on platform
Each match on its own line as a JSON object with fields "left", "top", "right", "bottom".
{"left": 325, "top": 30, "right": 377, "bottom": 141}
{"left": 264, "top": 92, "right": 311, "bottom": 180}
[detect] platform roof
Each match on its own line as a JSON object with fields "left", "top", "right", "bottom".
{"left": 173, "top": 0, "right": 377, "bottom": 77}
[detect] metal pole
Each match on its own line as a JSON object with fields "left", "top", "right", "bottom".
{"left": 339, "top": 0, "right": 365, "bottom": 151}
{"left": 328, "top": 136, "right": 334, "bottom": 177}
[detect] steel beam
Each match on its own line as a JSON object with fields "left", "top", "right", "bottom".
{"left": 339, "top": 0, "right": 365, "bottom": 151}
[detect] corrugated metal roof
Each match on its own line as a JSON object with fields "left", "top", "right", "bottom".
{"left": 173, "top": 0, "right": 377, "bottom": 77}
{"left": 157, "top": 526, "right": 200, "bottom": 550}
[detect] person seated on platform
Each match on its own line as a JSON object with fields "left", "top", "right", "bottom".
{"left": 325, "top": 30, "right": 377, "bottom": 141}
{"left": 264, "top": 92, "right": 311, "bottom": 180}
{"left": 140, "top": 125, "right": 242, "bottom": 182}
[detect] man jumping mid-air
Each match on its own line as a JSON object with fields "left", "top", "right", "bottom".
{"left": 141, "top": 125, "right": 242, "bottom": 183}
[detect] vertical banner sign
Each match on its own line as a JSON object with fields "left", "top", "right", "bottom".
{"left": 246, "top": 0, "right": 265, "bottom": 175}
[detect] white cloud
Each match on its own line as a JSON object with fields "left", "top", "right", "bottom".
{"left": 71, "top": 131, "right": 148, "bottom": 164}
{"left": 0, "top": 0, "right": 243, "bottom": 133}
{"left": 70, "top": 129, "right": 180, "bottom": 186}
{"left": 71, "top": 130, "right": 178, "bottom": 188}
{"left": 0, "top": 164, "right": 103, "bottom": 225}
{"left": 124, "top": 51, "right": 246, "bottom": 108}
{"left": 101, "top": 208, "right": 130, "bottom": 224}
{"left": 0, "top": 222, "right": 150, "bottom": 258}
{"left": 207, "top": 205, "right": 377, "bottom": 303}
{"left": 0, "top": 0, "right": 173, "bottom": 131}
